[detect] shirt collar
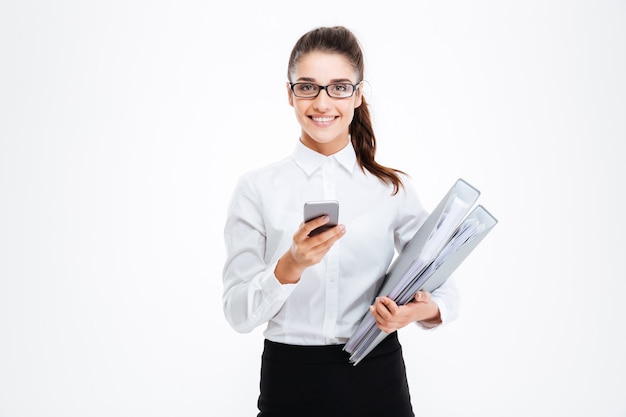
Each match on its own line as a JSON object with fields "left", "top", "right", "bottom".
{"left": 292, "top": 140, "right": 358, "bottom": 176}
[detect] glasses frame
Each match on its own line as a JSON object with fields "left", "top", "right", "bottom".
{"left": 289, "top": 82, "right": 361, "bottom": 99}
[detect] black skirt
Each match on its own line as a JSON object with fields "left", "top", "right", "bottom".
{"left": 257, "top": 332, "right": 415, "bottom": 417}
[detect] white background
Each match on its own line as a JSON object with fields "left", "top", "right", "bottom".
{"left": 1, "top": 1, "right": 625, "bottom": 416}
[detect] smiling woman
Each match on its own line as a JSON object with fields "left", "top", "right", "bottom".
{"left": 222, "top": 25, "right": 460, "bottom": 417}
{"left": 286, "top": 50, "right": 363, "bottom": 155}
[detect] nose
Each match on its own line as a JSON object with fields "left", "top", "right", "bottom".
{"left": 312, "top": 88, "right": 333, "bottom": 111}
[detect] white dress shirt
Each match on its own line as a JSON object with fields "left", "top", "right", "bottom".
{"left": 222, "top": 140, "right": 460, "bottom": 345}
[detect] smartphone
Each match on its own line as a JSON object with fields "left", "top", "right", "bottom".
{"left": 303, "top": 200, "right": 339, "bottom": 237}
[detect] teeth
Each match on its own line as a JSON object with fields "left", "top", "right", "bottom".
{"left": 312, "top": 117, "right": 335, "bottom": 123}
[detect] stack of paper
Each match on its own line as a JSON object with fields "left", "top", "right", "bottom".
{"left": 343, "top": 178, "right": 497, "bottom": 365}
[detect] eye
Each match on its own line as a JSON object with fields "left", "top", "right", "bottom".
{"left": 296, "top": 83, "right": 316, "bottom": 93}
{"left": 330, "top": 83, "right": 349, "bottom": 93}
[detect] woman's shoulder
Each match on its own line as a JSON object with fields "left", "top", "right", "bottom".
{"left": 238, "top": 155, "right": 292, "bottom": 179}
{"left": 233, "top": 155, "right": 295, "bottom": 195}
{"left": 392, "top": 171, "right": 420, "bottom": 197}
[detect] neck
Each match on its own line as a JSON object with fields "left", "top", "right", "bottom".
{"left": 300, "top": 135, "right": 349, "bottom": 156}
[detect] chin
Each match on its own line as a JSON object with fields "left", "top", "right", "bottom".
{"left": 308, "top": 130, "right": 345, "bottom": 144}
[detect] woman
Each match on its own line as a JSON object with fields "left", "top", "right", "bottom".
{"left": 222, "top": 26, "right": 460, "bottom": 417}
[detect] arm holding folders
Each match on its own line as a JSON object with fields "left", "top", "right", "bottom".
{"left": 344, "top": 178, "right": 498, "bottom": 365}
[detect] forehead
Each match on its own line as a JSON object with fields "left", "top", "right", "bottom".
{"left": 292, "top": 51, "right": 358, "bottom": 82}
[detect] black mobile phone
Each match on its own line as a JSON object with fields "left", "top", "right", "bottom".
{"left": 303, "top": 200, "right": 339, "bottom": 237}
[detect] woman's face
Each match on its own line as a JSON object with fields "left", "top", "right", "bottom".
{"left": 287, "top": 51, "right": 362, "bottom": 156}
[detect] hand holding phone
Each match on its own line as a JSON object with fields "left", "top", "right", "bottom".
{"left": 303, "top": 200, "right": 339, "bottom": 237}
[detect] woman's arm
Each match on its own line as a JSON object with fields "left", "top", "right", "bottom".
{"left": 369, "top": 276, "right": 460, "bottom": 333}
{"left": 222, "top": 177, "right": 296, "bottom": 333}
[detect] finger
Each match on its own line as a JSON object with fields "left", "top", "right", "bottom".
{"left": 324, "top": 224, "right": 346, "bottom": 243}
{"left": 369, "top": 304, "right": 378, "bottom": 318}
{"left": 369, "top": 306, "right": 394, "bottom": 333}
{"left": 369, "top": 303, "right": 389, "bottom": 320}
{"left": 307, "top": 224, "right": 346, "bottom": 251}
{"left": 371, "top": 298, "right": 393, "bottom": 320}
{"left": 414, "top": 291, "right": 432, "bottom": 303}
{"left": 294, "top": 225, "right": 346, "bottom": 266}
{"left": 311, "top": 222, "right": 345, "bottom": 239}
{"left": 379, "top": 296, "right": 400, "bottom": 315}
{"left": 377, "top": 324, "right": 394, "bottom": 334}
{"left": 304, "top": 215, "right": 330, "bottom": 237}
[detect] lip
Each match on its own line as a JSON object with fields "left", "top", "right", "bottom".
{"left": 309, "top": 115, "right": 338, "bottom": 126}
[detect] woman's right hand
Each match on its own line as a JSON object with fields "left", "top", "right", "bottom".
{"left": 274, "top": 216, "right": 346, "bottom": 284}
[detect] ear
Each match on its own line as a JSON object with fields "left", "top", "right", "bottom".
{"left": 286, "top": 82, "right": 294, "bottom": 107}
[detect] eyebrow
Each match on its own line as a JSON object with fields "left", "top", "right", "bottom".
{"left": 296, "top": 77, "right": 355, "bottom": 83}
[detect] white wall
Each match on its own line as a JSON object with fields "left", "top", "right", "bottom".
{"left": 1, "top": 1, "right": 624, "bottom": 416}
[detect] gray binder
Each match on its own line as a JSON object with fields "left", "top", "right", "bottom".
{"left": 344, "top": 178, "right": 498, "bottom": 365}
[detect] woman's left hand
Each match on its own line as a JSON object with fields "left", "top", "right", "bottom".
{"left": 369, "top": 291, "right": 441, "bottom": 333}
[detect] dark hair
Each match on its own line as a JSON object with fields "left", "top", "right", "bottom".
{"left": 287, "top": 26, "right": 406, "bottom": 195}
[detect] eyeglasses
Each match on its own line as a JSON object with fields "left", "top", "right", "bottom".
{"left": 289, "top": 82, "right": 360, "bottom": 99}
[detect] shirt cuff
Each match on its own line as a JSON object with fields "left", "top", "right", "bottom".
{"left": 416, "top": 296, "right": 448, "bottom": 330}
{"left": 262, "top": 265, "right": 297, "bottom": 299}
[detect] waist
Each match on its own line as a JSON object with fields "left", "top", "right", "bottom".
{"left": 262, "top": 331, "right": 401, "bottom": 364}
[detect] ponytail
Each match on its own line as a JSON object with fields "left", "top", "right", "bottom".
{"left": 350, "top": 95, "right": 406, "bottom": 195}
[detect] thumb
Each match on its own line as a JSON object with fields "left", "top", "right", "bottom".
{"left": 414, "top": 291, "right": 430, "bottom": 303}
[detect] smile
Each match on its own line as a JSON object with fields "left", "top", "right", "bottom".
{"left": 310, "top": 116, "right": 337, "bottom": 124}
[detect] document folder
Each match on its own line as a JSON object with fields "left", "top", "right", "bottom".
{"left": 344, "top": 179, "right": 497, "bottom": 365}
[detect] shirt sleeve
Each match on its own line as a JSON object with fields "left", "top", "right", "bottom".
{"left": 394, "top": 176, "right": 461, "bottom": 329}
{"left": 420, "top": 276, "right": 461, "bottom": 329}
{"left": 222, "top": 175, "right": 297, "bottom": 334}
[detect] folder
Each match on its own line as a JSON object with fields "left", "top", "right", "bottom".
{"left": 343, "top": 178, "right": 498, "bottom": 365}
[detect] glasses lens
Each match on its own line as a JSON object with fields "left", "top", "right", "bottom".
{"left": 327, "top": 83, "right": 354, "bottom": 98}
{"left": 293, "top": 83, "right": 319, "bottom": 97}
